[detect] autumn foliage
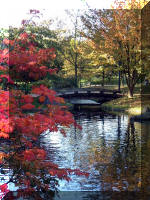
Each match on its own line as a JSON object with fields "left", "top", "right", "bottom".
{"left": 2, "top": 32, "right": 56, "bottom": 82}
{"left": 81, "top": 0, "right": 148, "bottom": 98}
{"left": 0, "top": 29, "right": 86, "bottom": 199}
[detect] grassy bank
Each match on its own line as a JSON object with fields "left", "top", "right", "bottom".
{"left": 101, "top": 89, "right": 150, "bottom": 116}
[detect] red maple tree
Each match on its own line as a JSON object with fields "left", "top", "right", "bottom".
{"left": 0, "top": 24, "right": 87, "bottom": 199}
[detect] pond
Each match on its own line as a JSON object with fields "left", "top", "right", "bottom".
{"left": 39, "top": 108, "right": 150, "bottom": 199}
{"left": 1, "top": 108, "right": 150, "bottom": 199}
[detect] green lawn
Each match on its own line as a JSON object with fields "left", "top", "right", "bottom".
{"left": 101, "top": 85, "right": 150, "bottom": 115}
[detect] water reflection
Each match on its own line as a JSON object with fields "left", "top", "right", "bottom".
{"left": 3, "top": 109, "right": 150, "bottom": 199}
{"left": 40, "top": 110, "right": 142, "bottom": 192}
{"left": 141, "top": 122, "right": 150, "bottom": 194}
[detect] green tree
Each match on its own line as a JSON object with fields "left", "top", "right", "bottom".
{"left": 58, "top": 10, "right": 85, "bottom": 87}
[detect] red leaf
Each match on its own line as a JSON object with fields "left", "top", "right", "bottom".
{"left": 21, "top": 103, "right": 35, "bottom": 110}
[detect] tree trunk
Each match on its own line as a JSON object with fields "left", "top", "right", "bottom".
{"left": 101, "top": 68, "right": 105, "bottom": 87}
{"left": 128, "top": 86, "right": 134, "bottom": 98}
{"left": 75, "top": 63, "right": 78, "bottom": 88}
{"left": 125, "top": 75, "right": 135, "bottom": 98}
{"left": 118, "top": 70, "right": 121, "bottom": 91}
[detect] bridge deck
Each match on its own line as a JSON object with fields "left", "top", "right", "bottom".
{"left": 57, "top": 88, "right": 121, "bottom": 97}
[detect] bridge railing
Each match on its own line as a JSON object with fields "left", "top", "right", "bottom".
{"left": 57, "top": 88, "right": 122, "bottom": 97}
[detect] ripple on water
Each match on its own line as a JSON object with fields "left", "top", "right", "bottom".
{"left": 40, "top": 111, "right": 142, "bottom": 191}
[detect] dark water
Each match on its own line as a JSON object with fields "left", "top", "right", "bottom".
{"left": 40, "top": 109, "right": 144, "bottom": 193}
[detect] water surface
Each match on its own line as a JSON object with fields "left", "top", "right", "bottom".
{"left": 1, "top": 109, "right": 150, "bottom": 199}
{"left": 40, "top": 109, "right": 142, "bottom": 192}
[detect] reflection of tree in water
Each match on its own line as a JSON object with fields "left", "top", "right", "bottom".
{"left": 89, "top": 116, "right": 141, "bottom": 192}
{"left": 141, "top": 122, "right": 150, "bottom": 195}
{"left": 4, "top": 191, "right": 55, "bottom": 200}
{"left": 80, "top": 191, "right": 143, "bottom": 200}
{"left": 1, "top": 136, "right": 57, "bottom": 200}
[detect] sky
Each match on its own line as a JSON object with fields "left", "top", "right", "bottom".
{"left": 0, "top": 0, "right": 115, "bottom": 28}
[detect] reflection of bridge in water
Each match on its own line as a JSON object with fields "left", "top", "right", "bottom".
{"left": 56, "top": 88, "right": 122, "bottom": 105}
